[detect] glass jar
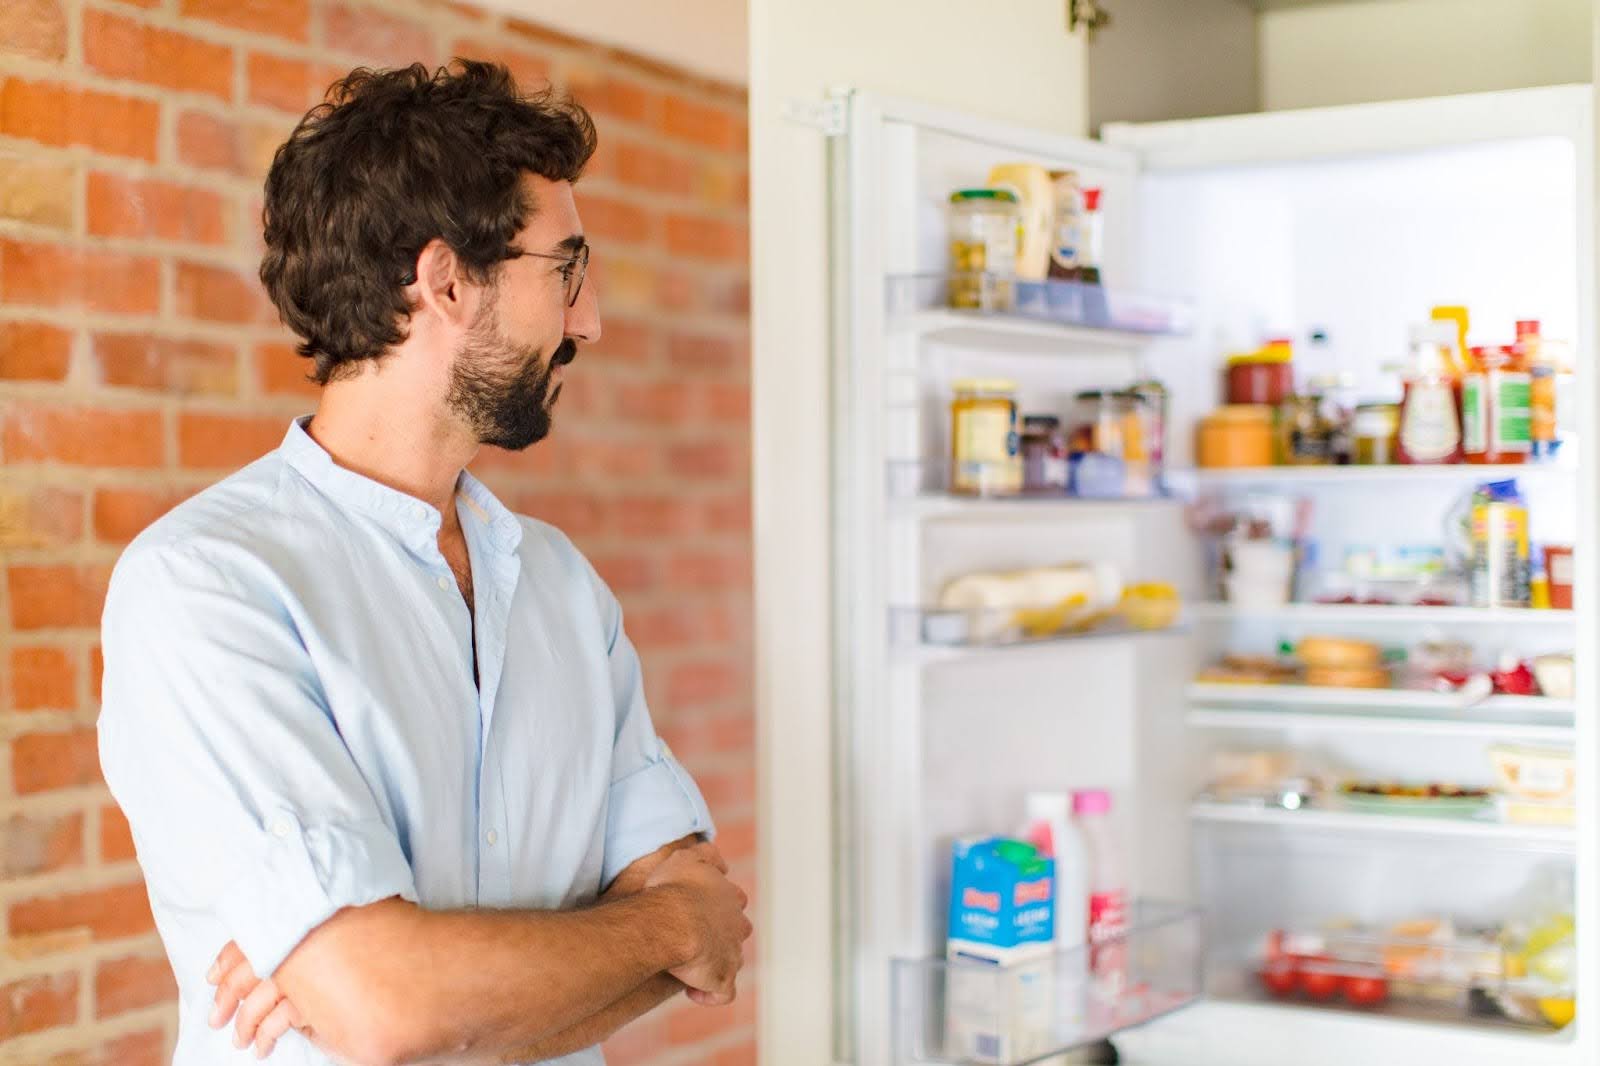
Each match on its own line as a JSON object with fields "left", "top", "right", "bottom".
{"left": 1308, "top": 372, "right": 1357, "bottom": 465}
{"left": 1275, "top": 392, "right": 1334, "bottom": 466}
{"left": 950, "top": 379, "right": 1021, "bottom": 495}
{"left": 1351, "top": 402, "right": 1401, "bottom": 465}
{"left": 1020, "top": 415, "right": 1068, "bottom": 493}
{"left": 948, "top": 188, "right": 1020, "bottom": 312}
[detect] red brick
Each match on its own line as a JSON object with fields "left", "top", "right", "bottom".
{"left": 247, "top": 52, "right": 316, "bottom": 112}
{"left": 176, "top": 110, "right": 245, "bottom": 174}
{"left": 0, "top": 157, "right": 74, "bottom": 229}
{"left": 0, "top": 810, "right": 84, "bottom": 877}
{"left": 44, "top": 1027, "right": 167, "bottom": 1066}
{"left": 255, "top": 341, "right": 319, "bottom": 398}
{"left": 9, "top": 880, "right": 154, "bottom": 941}
{"left": 592, "top": 553, "right": 655, "bottom": 595}
{"left": 0, "top": 78, "right": 159, "bottom": 161}
{"left": 12, "top": 727, "right": 103, "bottom": 794}
{"left": 702, "top": 382, "right": 748, "bottom": 424}
{"left": 669, "top": 331, "right": 745, "bottom": 374}
{"left": 0, "top": 0, "right": 67, "bottom": 61}
{"left": 667, "top": 439, "right": 742, "bottom": 480}
{"left": 89, "top": 646, "right": 104, "bottom": 702}
{"left": 3, "top": 405, "right": 166, "bottom": 468}
{"left": 92, "top": 487, "right": 191, "bottom": 544}
{"left": 613, "top": 382, "right": 689, "bottom": 423}
{"left": 713, "top": 816, "right": 756, "bottom": 863}
{"left": 10, "top": 647, "right": 77, "bottom": 711}
{"left": 615, "top": 139, "right": 696, "bottom": 197}
{"left": 92, "top": 332, "right": 238, "bottom": 396}
{"left": 615, "top": 496, "right": 693, "bottom": 537}
{"left": 0, "top": 322, "right": 73, "bottom": 382}
{"left": 0, "top": 972, "right": 78, "bottom": 1038}
{"left": 621, "top": 606, "right": 698, "bottom": 649}
{"left": 451, "top": 40, "right": 550, "bottom": 90}
{"left": 668, "top": 660, "right": 739, "bottom": 706}
{"left": 174, "top": 261, "right": 272, "bottom": 325}
{"left": 7, "top": 565, "right": 112, "bottom": 630}
{"left": 88, "top": 173, "right": 227, "bottom": 245}
{"left": 702, "top": 494, "right": 751, "bottom": 535}
{"left": 665, "top": 214, "right": 747, "bottom": 263}
{"left": 696, "top": 766, "right": 755, "bottom": 811}
{"left": 665, "top": 996, "right": 746, "bottom": 1045}
{"left": 182, "top": 0, "right": 309, "bottom": 43}
{"left": 591, "top": 318, "right": 653, "bottom": 365}
{"left": 579, "top": 194, "right": 656, "bottom": 246}
{"left": 84, "top": 10, "right": 233, "bottom": 102}
{"left": 94, "top": 954, "right": 176, "bottom": 1018}
{"left": 0, "top": 240, "right": 160, "bottom": 314}
{"left": 659, "top": 714, "right": 753, "bottom": 760}
{"left": 570, "top": 72, "right": 663, "bottom": 127}
{"left": 712, "top": 1038, "right": 758, "bottom": 1066}
{"left": 323, "top": 2, "right": 436, "bottom": 67}
{"left": 0, "top": 486, "right": 85, "bottom": 549}
{"left": 667, "top": 551, "right": 748, "bottom": 589}
{"left": 661, "top": 96, "right": 741, "bottom": 153}
{"left": 100, "top": 804, "right": 136, "bottom": 863}
{"left": 517, "top": 493, "right": 608, "bottom": 537}
{"left": 177, "top": 413, "right": 285, "bottom": 469}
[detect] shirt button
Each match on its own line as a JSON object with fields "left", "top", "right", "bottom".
{"left": 437, "top": 575, "right": 452, "bottom": 592}
{"left": 485, "top": 829, "right": 498, "bottom": 846}
{"left": 270, "top": 818, "right": 291, "bottom": 839}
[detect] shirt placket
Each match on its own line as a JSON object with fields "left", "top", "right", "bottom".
{"left": 464, "top": 515, "right": 521, "bottom": 907}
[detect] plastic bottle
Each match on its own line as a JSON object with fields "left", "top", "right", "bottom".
{"left": 1522, "top": 320, "right": 1560, "bottom": 461}
{"left": 1398, "top": 322, "right": 1465, "bottom": 464}
{"left": 1072, "top": 789, "right": 1127, "bottom": 1007}
{"left": 1463, "top": 344, "right": 1531, "bottom": 464}
{"left": 1020, "top": 793, "right": 1085, "bottom": 951}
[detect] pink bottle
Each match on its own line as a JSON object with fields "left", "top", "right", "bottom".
{"left": 1073, "top": 789, "right": 1127, "bottom": 1003}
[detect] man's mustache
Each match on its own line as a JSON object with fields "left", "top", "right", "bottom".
{"left": 551, "top": 340, "right": 578, "bottom": 368}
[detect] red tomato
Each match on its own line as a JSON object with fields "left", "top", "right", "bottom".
{"left": 1260, "top": 962, "right": 1298, "bottom": 998}
{"left": 1298, "top": 969, "right": 1342, "bottom": 1001}
{"left": 1343, "top": 975, "right": 1389, "bottom": 1007}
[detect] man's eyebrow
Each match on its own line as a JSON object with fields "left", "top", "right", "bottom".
{"left": 553, "top": 234, "right": 586, "bottom": 254}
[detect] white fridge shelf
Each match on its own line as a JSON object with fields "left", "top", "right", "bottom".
{"left": 1189, "top": 602, "right": 1577, "bottom": 627}
{"left": 1186, "top": 682, "right": 1575, "bottom": 716}
{"left": 1185, "top": 706, "right": 1575, "bottom": 744}
{"left": 1190, "top": 800, "right": 1577, "bottom": 848}
{"left": 1178, "top": 463, "right": 1577, "bottom": 488}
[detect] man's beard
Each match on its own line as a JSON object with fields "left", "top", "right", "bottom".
{"left": 446, "top": 295, "right": 577, "bottom": 452}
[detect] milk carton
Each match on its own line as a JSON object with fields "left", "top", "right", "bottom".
{"left": 945, "top": 838, "right": 1057, "bottom": 1063}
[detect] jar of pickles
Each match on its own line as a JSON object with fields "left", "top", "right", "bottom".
{"left": 950, "top": 379, "right": 1021, "bottom": 495}
{"left": 948, "top": 188, "right": 1020, "bottom": 312}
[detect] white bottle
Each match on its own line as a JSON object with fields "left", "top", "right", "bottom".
{"left": 1023, "top": 792, "right": 1088, "bottom": 1046}
{"left": 1073, "top": 789, "right": 1128, "bottom": 1009}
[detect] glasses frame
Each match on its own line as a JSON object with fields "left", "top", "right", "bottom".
{"left": 398, "top": 243, "right": 590, "bottom": 307}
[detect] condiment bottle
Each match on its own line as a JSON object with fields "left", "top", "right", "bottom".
{"left": 1463, "top": 344, "right": 1530, "bottom": 464}
{"left": 1398, "top": 322, "right": 1464, "bottom": 465}
{"left": 1521, "top": 320, "right": 1560, "bottom": 460}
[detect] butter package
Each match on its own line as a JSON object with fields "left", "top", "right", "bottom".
{"left": 945, "top": 838, "right": 1057, "bottom": 1063}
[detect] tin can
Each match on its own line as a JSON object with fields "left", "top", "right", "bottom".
{"left": 1470, "top": 480, "right": 1530, "bottom": 608}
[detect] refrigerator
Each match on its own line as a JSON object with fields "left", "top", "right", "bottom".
{"left": 824, "top": 84, "right": 1596, "bottom": 1066}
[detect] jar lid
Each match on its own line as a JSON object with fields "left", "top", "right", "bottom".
{"left": 953, "top": 378, "right": 1017, "bottom": 393}
{"left": 1022, "top": 414, "right": 1062, "bottom": 430}
{"left": 1227, "top": 348, "right": 1293, "bottom": 366}
{"left": 1209, "top": 404, "right": 1274, "bottom": 424}
{"left": 950, "top": 187, "right": 1019, "bottom": 204}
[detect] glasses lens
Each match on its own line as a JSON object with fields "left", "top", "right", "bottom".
{"left": 567, "top": 246, "right": 589, "bottom": 307}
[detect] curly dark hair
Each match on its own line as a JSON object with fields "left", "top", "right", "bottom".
{"left": 259, "top": 59, "right": 597, "bottom": 384}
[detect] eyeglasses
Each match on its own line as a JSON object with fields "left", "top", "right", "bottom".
{"left": 398, "top": 242, "right": 590, "bottom": 308}
{"left": 505, "top": 243, "right": 589, "bottom": 308}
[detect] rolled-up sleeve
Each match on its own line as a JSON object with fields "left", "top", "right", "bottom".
{"left": 99, "top": 543, "right": 417, "bottom": 978}
{"left": 593, "top": 576, "right": 715, "bottom": 889}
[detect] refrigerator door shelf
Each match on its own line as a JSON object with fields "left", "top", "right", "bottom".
{"left": 1187, "top": 682, "right": 1575, "bottom": 717}
{"left": 1190, "top": 601, "right": 1578, "bottom": 628}
{"left": 886, "top": 458, "right": 1181, "bottom": 507}
{"left": 889, "top": 901, "right": 1202, "bottom": 1066}
{"left": 887, "top": 274, "right": 1192, "bottom": 350}
{"left": 1190, "top": 799, "right": 1578, "bottom": 850}
{"left": 1176, "top": 463, "right": 1580, "bottom": 489}
{"left": 891, "top": 605, "right": 1185, "bottom": 657}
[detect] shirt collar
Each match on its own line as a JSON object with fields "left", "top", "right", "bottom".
{"left": 279, "top": 417, "right": 523, "bottom": 555}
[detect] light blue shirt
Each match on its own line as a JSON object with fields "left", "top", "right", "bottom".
{"left": 98, "top": 417, "right": 714, "bottom": 1066}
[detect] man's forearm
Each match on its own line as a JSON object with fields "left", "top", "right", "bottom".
{"left": 279, "top": 890, "right": 690, "bottom": 1066}
{"left": 478, "top": 974, "right": 683, "bottom": 1065}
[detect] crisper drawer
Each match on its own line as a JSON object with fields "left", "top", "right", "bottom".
{"left": 1193, "top": 822, "right": 1576, "bottom": 1035}
{"left": 889, "top": 901, "right": 1202, "bottom": 1066}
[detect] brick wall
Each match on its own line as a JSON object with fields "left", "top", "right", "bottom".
{"left": 0, "top": 2, "right": 753, "bottom": 1063}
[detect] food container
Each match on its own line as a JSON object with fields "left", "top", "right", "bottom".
{"left": 986, "top": 163, "right": 1054, "bottom": 281}
{"left": 1020, "top": 415, "right": 1068, "bottom": 493}
{"left": 1197, "top": 405, "right": 1274, "bottom": 468}
{"left": 1531, "top": 653, "right": 1574, "bottom": 701}
{"left": 948, "top": 188, "right": 1021, "bottom": 311}
{"left": 1352, "top": 402, "right": 1402, "bottom": 465}
{"left": 1276, "top": 393, "right": 1335, "bottom": 466}
{"left": 950, "top": 379, "right": 1021, "bottom": 496}
{"left": 1491, "top": 745, "right": 1576, "bottom": 826}
{"left": 1544, "top": 544, "right": 1574, "bottom": 609}
{"left": 1121, "top": 582, "right": 1181, "bottom": 630}
{"left": 1227, "top": 346, "right": 1294, "bottom": 405}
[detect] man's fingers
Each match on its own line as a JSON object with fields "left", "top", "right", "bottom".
{"left": 251, "top": 996, "right": 300, "bottom": 1059}
{"left": 207, "top": 940, "right": 246, "bottom": 986}
{"left": 209, "top": 958, "right": 259, "bottom": 1029}
{"left": 232, "top": 976, "right": 282, "bottom": 1050}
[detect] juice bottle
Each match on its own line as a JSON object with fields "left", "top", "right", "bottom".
{"left": 1398, "top": 322, "right": 1464, "bottom": 465}
{"left": 1071, "top": 790, "right": 1127, "bottom": 1007}
{"left": 1521, "top": 320, "right": 1560, "bottom": 460}
{"left": 1463, "top": 344, "right": 1531, "bottom": 464}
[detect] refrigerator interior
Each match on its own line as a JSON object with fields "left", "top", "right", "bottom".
{"left": 837, "top": 87, "right": 1590, "bottom": 1066}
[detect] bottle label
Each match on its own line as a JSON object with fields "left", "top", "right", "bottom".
{"left": 1087, "top": 889, "right": 1128, "bottom": 998}
{"left": 1400, "top": 381, "right": 1461, "bottom": 462}
{"left": 1531, "top": 368, "right": 1558, "bottom": 443}
{"left": 1462, "top": 375, "right": 1486, "bottom": 455}
{"left": 1493, "top": 373, "right": 1532, "bottom": 452}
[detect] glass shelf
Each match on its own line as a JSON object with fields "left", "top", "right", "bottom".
{"left": 892, "top": 606, "right": 1183, "bottom": 654}
{"left": 887, "top": 274, "right": 1193, "bottom": 344}
{"left": 1190, "top": 799, "right": 1576, "bottom": 849}
{"left": 890, "top": 901, "right": 1203, "bottom": 1066}
{"left": 887, "top": 459, "right": 1177, "bottom": 506}
{"left": 1176, "top": 462, "right": 1578, "bottom": 488}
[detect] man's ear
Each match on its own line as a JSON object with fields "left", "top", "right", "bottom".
{"left": 410, "top": 239, "right": 472, "bottom": 327}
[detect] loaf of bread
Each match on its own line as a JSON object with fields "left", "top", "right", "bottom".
{"left": 1298, "top": 636, "right": 1384, "bottom": 669}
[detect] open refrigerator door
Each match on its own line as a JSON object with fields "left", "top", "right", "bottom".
{"left": 828, "top": 84, "right": 1596, "bottom": 1066}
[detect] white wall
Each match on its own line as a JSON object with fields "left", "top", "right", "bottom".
{"left": 1260, "top": 0, "right": 1591, "bottom": 111}
{"left": 485, "top": 0, "right": 748, "bottom": 84}
{"left": 747, "top": 4, "right": 1087, "bottom": 1064}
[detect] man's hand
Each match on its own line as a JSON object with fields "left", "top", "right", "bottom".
{"left": 207, "top": 941, "right": 308, "bottom": 1059}
{"left": 645, "top": 848, "right": 752, "bottom": 1007}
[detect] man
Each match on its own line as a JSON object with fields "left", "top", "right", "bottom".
{"left": 97, "top": 60, "right": 751, "bottom": 1065}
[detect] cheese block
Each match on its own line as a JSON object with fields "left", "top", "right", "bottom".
{"left": 1298, "top": 636, "right": 1384, "bottom": 669}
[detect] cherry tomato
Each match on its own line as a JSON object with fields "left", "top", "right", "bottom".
{"left": 1298, "top": 969, "right": 1341, "bottom": 1001}
{"left": 1260, "top": 962, "right": 1298, "bottom": 998}
{"left": 1343, "top": 975, "right": 1389, "bottom": 1007}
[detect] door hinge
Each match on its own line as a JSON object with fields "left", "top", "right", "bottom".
{"left": 1068, "top": 0, "right": 1111, "bottom": 41}
{"left": 784, "top": 97, "right": 847, "bottom": 137}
